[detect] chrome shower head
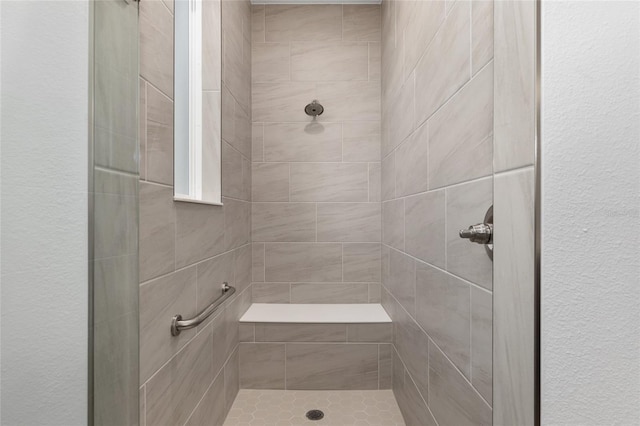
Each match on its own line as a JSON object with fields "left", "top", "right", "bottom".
{"left": 304, "top": 100, "right": 324, "bottom": 117}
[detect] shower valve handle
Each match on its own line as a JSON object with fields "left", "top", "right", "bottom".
{"left": 459, "top": 223, "right": 493, "bottom": 245}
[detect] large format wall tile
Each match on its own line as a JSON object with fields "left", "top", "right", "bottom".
{"left": 416, "top": 263, "right": 471, "bottom": 378}
{"left": 387, "top": 249, "right": 415, "bottom": 317}
{"left": 252, "top": 203, "right": 316, "bottom": 242}
{"left": 379, "top": 344, "right": 393, "bottom": 389}
{"left": 343, "top": 121, "right": 381, "bottom": 162}
{"left": 395, "top": 122, "right": 428, "bottom": 197}
{"left": 252, "top": 123, "right": 264, "bottom": 161}
{"left": 369, "top": 42, "right": 381, "bottom": 82}
{"left": 139, "top": 182, "right": 175, "bottom": 282}
{"left": 471, "top": 286, "right": 493, "bottom": 404}
{"left": 139, "top": 0, "right": 173, "bottom": 98}
{"left": 175, "top": 202, "right": 225, "bottom": 268}
{"left": 239, "top": 343, "right": 286, "bottom": 389}
{"left": 254, "top": 324, "right": 347, "bottom": 342}
{"left": 381, "top": 152, "right": 395, "bottom": 201}
{"left": 386, "top": 74, "right": 415, "bottom": 153}
{"left": 93, "top": 254, "right": 138, "bottom": 326}
{"left": 196, "top": 251, "right": 234, "bottom": 314}
{"left": 263, "top": 122, "right": 342, "bottom": 162}
{"left": 252, "top": 43, "right": 290, "bottom": 82}
{"left": 224, "top": 198, "right": 250, "bottom": 250}
{"left": 343, "top": 5, "right": 381, "bottom": 42}
{"left": 343, "top": 243, "right": 381, "bottom": 282}
{"left": 393, "top": 298, "right": 429, "bottom": 401}
{"left": 223, "top": 346, "right": 240, "bottom": 417}
{"left": 252, "top": 243, "right": 265, "bottom": 282}
{"left": 369, "top": 162, "right": 382, "bottom": 202}
{"left": 403, "top": 0, "right": 446, "bottom": 77}
{"left": 264, "top": 243, "right": 342, "bottom": 282}
{"left": 347, "top": 323, "right": 393, "bottom": 343}
{"left": 316, "top": 203, "right": 381, "bottom": 242}
{"left": 139, "top": 267, "right": 197, "bottom": 383}
{"left": 185, "top": 373, "right": 225, "bottom": 426}
{"left": 222, "top": 141, "right": 245, "bottom": 199}
{"left": 472, "top": 0, "right": 494, "bottom": 75}
{"left": 428, "top": 62, "right": 493, "bottom": 189}
{"left": 202, "top": 0, "right": 221, "bottom": 92}
{"left": 414, "top": 0, "right": 470, "bottom": 125}
{"left": 494, "top": 167, "right": 535, "bottom": 424}
{"left": 252, "top": 5, "right": 265, "bottom": 42}
{"left": 253, "top": 82, "right": 316, "bottom": 122}
{"left": 290, "top": 283, "right": 369, "bottom": 303}
{"left": 382, "top": 199, "right": 404, "bottom": 250}
{"left": 291, "top": 42, "right": 369, "bottom": 81}
{"left": 252, "top": 283, "right": 290, "bottom": 303}
{"left": 286, "top": 344, "right": 379, "bottom": 390}
{"left": 94, "top": 187, "right": 138, "bottom": 262}
{"left": 235, "top": 244, "right": 252, "bottom": 294}
{"left": 494, "top": 0, "right": 535, "bottom": 171}
{"left": 251, "top": 162, "right": 289, "bottom": 202}
{"left": 139, "top": 79, "right": 147, "bottom": 179}
{"left": 290, "top": 163, "right": 369, "bottom": 202}
{"left": 265, "top": 5, "right": 342, "bottom": 42}
{"left": 146, "top": 322, "right": 214, "bottom": 426}
{"left": 405, "top": 190, "right": 445, "bottom": 268}
{"left": 428, "top": 343, "right": 492, "bottom": 426}
{"left": 317, "top": 81, "right": 381, "bottom": 121}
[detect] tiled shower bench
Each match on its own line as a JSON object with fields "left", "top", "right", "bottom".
{"left": 238, "top": 304, "right": 393, "bottom": 391}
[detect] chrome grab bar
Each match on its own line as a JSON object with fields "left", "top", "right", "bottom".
{"left": 171, "top": 282, "right": 235, "bottom": 336}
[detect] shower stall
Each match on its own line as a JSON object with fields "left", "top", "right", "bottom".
{"left": 3, "top": 0, "right": 639, "bottom": 425}
{"left": 111, "top": 0, "right": 540, "bottom": 424}
{"left": 66, "top": 0, "right": 538, "bottom": 424}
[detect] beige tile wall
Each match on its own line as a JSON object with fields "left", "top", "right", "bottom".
{"left": 250, "top": 4, "right": 382, "bottom": 304}
{"left": 239, "top": 323, "right": 392, "bottom": 390}
{"left": 138, "top": 0, "right": 251, "bottom": 423}
{"left": 381, "top": 1, "right": 495, "bottom": 424}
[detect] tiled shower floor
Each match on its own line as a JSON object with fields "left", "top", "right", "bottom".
{"left": 223, "top": 390, "right": 405, "bottom": 426}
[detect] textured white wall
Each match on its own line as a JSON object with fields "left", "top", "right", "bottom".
{"left": 541, "top": 1, "right": 640, "bottom": 424}
{"left": 0, "top": 1, "right": 89, "bottom": 424}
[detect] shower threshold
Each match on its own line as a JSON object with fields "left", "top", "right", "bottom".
{"left": 223, "top": 389, "right": 405, "bottom": 426}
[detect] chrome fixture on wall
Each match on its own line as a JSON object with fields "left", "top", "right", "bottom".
{"left": 171, "top": 282, "right": 235, "bottom": 336}
{"left": 459, "top": 206, "right": 493, "bottom": 260}
{"left": 304, "top": 100, "right": 324, "bottom": 117}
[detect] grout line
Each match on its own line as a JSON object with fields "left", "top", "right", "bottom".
{"left": 140, "top": 243, "right": 250, "bottom": 287}
{"left": 418, "top": 58, "right": 493, "bottom": 129}
{"left": 386, "top": 244, "right": 492, "bottom": 295}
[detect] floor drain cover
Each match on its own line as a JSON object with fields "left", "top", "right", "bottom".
{"left": 306, "top": 409, "right": 324, "bottom": 421}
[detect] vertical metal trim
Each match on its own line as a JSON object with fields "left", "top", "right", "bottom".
{"left": 534, "top": 0, "right": 542, "bottom": 424}
{"left": 87, "top": 0, "right": 95, "bottom": 424}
